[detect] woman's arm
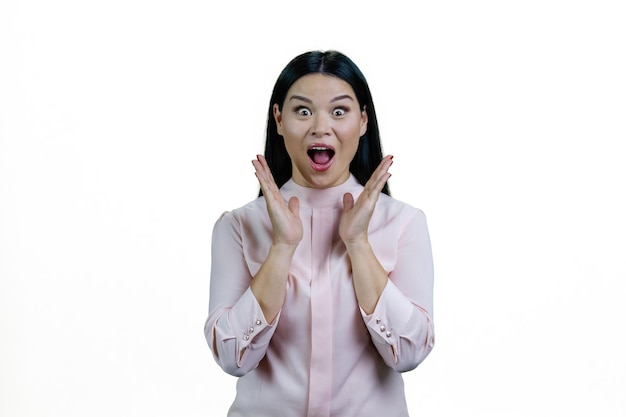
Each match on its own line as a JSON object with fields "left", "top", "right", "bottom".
{"left": 339, "top": 155, "right": 393, "bottom": 313}
{"left": 204, "top": 155, "right": 302, "bottom": 376}
{"left": 340, "top": 156, "right": 434, "bottom": 371}
{"left": 361, "top": 208, "right": 435, "bottom": 372}
{"left": 250, "top": 154, "right": 302, "bottom": 323}
{"left": 204, "top": 211, "right": 279, "bottom": 377}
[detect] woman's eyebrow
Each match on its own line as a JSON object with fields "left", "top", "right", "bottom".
{"left": 288, "top": 95, "right": 313, "bottom": 103}
{"left": 288, "top": 94, "right": 355, "bottom": 104}
{"left": 330, "top": 94, "right": 355, "bottom": 103}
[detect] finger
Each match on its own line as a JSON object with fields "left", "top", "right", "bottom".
{"left": 256, "top": 154, "right": 271, "bottom": 174}
{"left": 252, "top": 161, "right": 271, "bottom": 195}
{"left": 342, "top": 192, "right": 355, "bottom": 212}
{"left": 372, "top": 156, "right": 393, "bottom": 191}
{"left": 359, "top": 156, "right": 393, "bottom": 203}
{"left": 287, "top": 196, "right": 300, "bottom": 217}
{"left": 373, "top": 155, "right": 393, "bottom": 183}
{"left": 363, "top": 155, "right": 393, "bottom": 192}
{"left": 253, "top": 155, "right": 280, "bottom": 197}
{"left": 372, "top": 171, "right": 392, "bottom": 195}
{"left": 378, "top": 154, "right": 394, "bottom": 171}
{"left": 252, "top": 154, "right": 272, "bottom": 181}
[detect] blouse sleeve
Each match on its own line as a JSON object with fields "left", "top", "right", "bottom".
{"left": 204, "top": 211, "right": 279, "bottom": 377}
{"left": 361, "top": 208, "right": 435, "bottom": 372}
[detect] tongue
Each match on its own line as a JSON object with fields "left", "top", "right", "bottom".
{"left": 312, "top": 150, "right": 332, "bottom": 164}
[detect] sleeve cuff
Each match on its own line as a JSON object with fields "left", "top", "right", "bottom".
{"left": 229, "top": 287, "right": 279, "bottom": 351}
{"left": 361, "top": 280, "right": 414, "bottom": 344}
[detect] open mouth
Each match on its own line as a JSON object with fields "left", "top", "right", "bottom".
{"left": 307, "top": 146, "right": 335, "bottom": 169}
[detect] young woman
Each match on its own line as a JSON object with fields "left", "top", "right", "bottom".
{"left": 205, "top": 50, "right": 434, "bottom": 417}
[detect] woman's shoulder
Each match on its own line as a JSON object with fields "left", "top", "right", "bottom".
{"left": 377, "top": 193, "right": 426, "bottom": 218}
{"left": 214, "top": 197, "right": 267, "bottom": 224}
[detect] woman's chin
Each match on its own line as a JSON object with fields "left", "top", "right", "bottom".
{"left": 295, "top": 169, "right": 350, "bottom": 189}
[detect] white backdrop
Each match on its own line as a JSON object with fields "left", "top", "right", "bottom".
{"left": 1, "top": 1, "right": 625, "bottom": 416}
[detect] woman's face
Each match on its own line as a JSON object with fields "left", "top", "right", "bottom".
{"left": 273, "top": 73, "right": 368, "bottom": 189}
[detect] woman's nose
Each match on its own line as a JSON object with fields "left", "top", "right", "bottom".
{"left": 311, "top": 113, "right": 331, "bottom": 137}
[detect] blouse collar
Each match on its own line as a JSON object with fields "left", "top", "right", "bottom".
{"left": 279, "top": 174, "right": 364, "bottom": 209}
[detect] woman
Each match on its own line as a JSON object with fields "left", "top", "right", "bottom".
{"left": 205, "top": 50, "right": 434, "bottom": 417}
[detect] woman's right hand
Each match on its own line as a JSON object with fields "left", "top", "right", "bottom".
{"left": 252, "top": 155, "right": 303, "bottom": 248}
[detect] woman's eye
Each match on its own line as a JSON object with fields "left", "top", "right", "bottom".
{"left": 296, "top": 107, "right": 311, "bottom": 116}
{"left": 333, "top": 108, "right": 347, "bottom": 117}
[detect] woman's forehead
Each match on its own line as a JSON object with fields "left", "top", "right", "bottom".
{"left": 286, "top": 74, "right": 356, "bottom": 100}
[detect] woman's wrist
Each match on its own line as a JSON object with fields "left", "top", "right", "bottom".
{"left": 268, "top": 241, "right": 299, "bottom": 259}
{"left": 343, "top": 238, "right": 371, "bottom": 256}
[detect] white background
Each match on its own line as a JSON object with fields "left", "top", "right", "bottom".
{"left": 1, "top": 1, "right": 625, "bottom": 416}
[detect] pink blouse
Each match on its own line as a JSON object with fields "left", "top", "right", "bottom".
{"left": 205, "top": 175, "right": 434, "bottom": 417}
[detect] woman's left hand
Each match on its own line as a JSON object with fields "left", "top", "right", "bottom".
{"left": 339, "top": 155, "right": 393, "bottom": 247}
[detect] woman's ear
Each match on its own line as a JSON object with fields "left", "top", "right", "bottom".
{"left": 360, "top": 106, "right": 368, "bottom": 137}
{"left": 273, "top": 104, "right": 283, "bottom": 135}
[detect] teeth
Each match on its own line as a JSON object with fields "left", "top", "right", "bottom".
{"left": 310, "top": 147, "right": 329, "bottom": 151}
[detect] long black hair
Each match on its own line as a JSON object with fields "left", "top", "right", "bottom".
{"left": 261, "top": 50, "right": 389, "bottom": 196}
